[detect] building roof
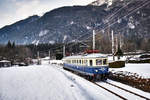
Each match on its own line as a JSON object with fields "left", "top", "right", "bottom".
{"left": 0, "top": 60, "right": 11, "bottom": 63}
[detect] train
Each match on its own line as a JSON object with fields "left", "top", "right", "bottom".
{"left": 62, "top": 53, "right": 109, "bottom": 81}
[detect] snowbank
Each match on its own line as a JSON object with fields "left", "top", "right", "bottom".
{"left": 110, "top": 64, "right": 150, "bottom": 78}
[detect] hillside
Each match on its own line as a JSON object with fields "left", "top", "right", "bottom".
{"left": 0, "top": 0, "right": 149, "bottom": 51}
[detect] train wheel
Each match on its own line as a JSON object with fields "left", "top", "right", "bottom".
{"left": 95, "top": 75, "right": 101, "bottom": 81}
{"left": 102, "top": 74, "right": 107, "bottom": 81}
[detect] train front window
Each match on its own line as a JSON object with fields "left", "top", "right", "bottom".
{"left": 96, "top": 59, "right": 102, "bottom": 65}
{"left": 103, "top": 59, "right": 107, "bottom": 65}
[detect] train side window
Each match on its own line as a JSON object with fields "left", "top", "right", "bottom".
{"left": 85, "top": 60, "right": 88, "bottom": 65}
{"left": 89, "top": 60, "right": 92, "bottom": 66}
{"left": 79, "top": 60, "right": 81, "bottom": 64}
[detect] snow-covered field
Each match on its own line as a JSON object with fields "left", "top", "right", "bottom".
{"left": 0, "top": 60, "right": 150, "bottom": 100}
{"left": 110, "top": 64, "right": 150, "bottom": 78}
{"left": 0, "top": 64, "right": 120, "bottom": 100}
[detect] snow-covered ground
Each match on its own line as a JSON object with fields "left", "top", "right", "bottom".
{"left": 110, "top": 64, "right": 150, "bottom": 78}
{"left": 0, "top": 64, "right": 121, "bottom": 100}
{"left": 0, "top": 60, "right": 150, "bottom": 100}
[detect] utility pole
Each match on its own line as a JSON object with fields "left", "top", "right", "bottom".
{"left": 112, "top": 30, "right": 115, "bottom": 61}
{"left": 49, "top": 50, "right": 51, "bottom": 64}
{"left": 116, "top": 35, "right": 118, "bottom": 52}
{"left": 37, "top": 51, "right": 39, "bottom": 59}
{"left": 63, "top": 45, "right": 65, "bottom": 57}
{"left": 93, "top": 30, "right": 96, "bottom": 51}
{"left": 119, "top": 32, "right": 123, "bottom": 49}
{"left": 37, "top": 51, "right": 41, "bottom": 65}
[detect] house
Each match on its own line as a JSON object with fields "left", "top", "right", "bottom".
{"left": 0, "top": 60, "right": 11, "bottom": 67}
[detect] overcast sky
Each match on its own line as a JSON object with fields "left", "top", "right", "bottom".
{"left": 0, "top": 0, "right": 94, "bottom": 28}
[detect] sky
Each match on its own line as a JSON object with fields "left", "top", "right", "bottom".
{"left": 0, "top": 0, "right": 95, "bottom": 28}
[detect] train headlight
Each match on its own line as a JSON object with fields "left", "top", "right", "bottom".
{"left": 95, "top": 70, "right": 98, "bottom": 72}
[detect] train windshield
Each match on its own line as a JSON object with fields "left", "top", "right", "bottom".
{"left": 96, "top": 59, "right": 107, "bottom": 65}
{"left": 96, "top": 59, "right": 102, "bottom": 65}
{"left": 103, "top": 59, "right": 107, "bottom": 65}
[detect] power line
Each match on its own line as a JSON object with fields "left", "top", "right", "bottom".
{"left": 76, "top": 0, "right": 150, "bottom": 45}
{"left": 58, "top": 0, "right": 144, "bottom": 46}
{"left": 106, "top": 0, "right": 135, "bottom": 20}
{"left": 62, "top": 0, "right": 138, "bottom": 45}
{"left": 44, "top": 0, "right": 150, "bottom": 52}
{"left": 102, "top": 0, "right": 149, "bottom": 31}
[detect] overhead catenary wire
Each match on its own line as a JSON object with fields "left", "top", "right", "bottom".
{"left": 101, "top": 0, "right": 148, "bottom": 30}
{"left": 45, "top": 0, "right": 150, "bottom": 52}
{"left": 80, "top": 0, "right": 150, "bottom": 43}
{"left": 102, "top": 0, "right": 149, "bottom": 31}
{"left": 51, "top": 0, "right": 140, "bottom": 50}
{"left": 53, "top": 0, "right": 147, "bottom": 47}
{"left": 115, "top": 16, "right": 150, "bottom": 33}
{"left": 59, "top": 0, "right": 150, "bottom": 53}
{"left": 106, "top": 0, "right": 135, "bottom": 20}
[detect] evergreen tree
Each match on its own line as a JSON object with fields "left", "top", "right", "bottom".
{"left": 115, "top": 43, "right": 123, "bottom": 60}
{"left": 12, "top": 41, "right": 15, "bottom": 48}
{"left": 7, "top": 40, "right": 12, "bottom": 48}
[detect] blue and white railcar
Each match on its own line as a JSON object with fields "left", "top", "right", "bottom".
{"left": 62, "top": 53, "right": 109, "bottom": 80}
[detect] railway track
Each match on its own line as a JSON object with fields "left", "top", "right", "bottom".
{"left": 93, "top": 81, "right": 150, "bottom": 100}
{"left": 54, "top": 65, "right": 150, "bottom": 100}
{"left": 105, "top": 81, "right": 150, "bottom": 100}
{"left": 92, "top": 82, "right": 127, "bottom": 100}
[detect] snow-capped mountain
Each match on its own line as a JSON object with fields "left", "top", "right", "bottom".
{"left": 90, "top": 0, "right": 107, "bottom": 6}
{"left": 89, "top": 0, "right": 116, "bottom": 6}
{"left": 0, "top": 0, "right": 149, "bottom": 51}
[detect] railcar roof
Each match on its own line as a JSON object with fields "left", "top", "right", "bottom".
{"left": 63, "top": 53, "right": 108, "bottom": 60}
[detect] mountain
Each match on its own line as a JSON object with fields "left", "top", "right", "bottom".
{"left": 0, "top": 15, "right": 40, "bottom": 44}
{"left": 0, "top": 5, "right": 108, "bottom": 44}
{"left": 0, "top": 0, "right": 149, "bottom": 51}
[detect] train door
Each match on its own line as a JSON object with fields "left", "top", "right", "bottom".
{"left": 89, "top": 60, "right": 92, "bottom": 66}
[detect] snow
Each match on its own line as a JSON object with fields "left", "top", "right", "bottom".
{"left": 49, "top": 40, "right": 55, "bottom": 44}
{"left": 32, "top": 40, "right": 40, "bottom": 45}
{"left": 0, "top": 60, "right": 11, "bottom": 63}
{"left": 49, "top": 60, "right": 63, "bottom": 65}
{"left": 63, "top": 35, "right": 67, "bottom": 42}
{"left": 86, "top": 26, "right": 91, "bottom": 30}
{"left": 39, "top": 30, "right": 49, "bottom": 37}
{"left": 107, "top": 0, "right": 113, "bottom": 6}
{"left": 0, "top": 58, "right": 150, "bottom": 100}
{"left": 110, "top": 64, "right": 150, "bottom": 78}
{"left": 128, "top": 22, "right": 135, "bottom": 29}
{"left": 70, "top": 21, "right": 74, "bottom": 25}
{"left": 0, "top": 64, "right": 121, "bottom": 100}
